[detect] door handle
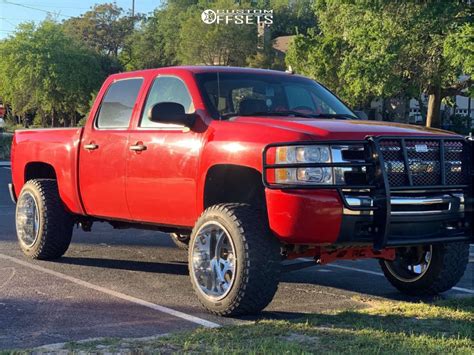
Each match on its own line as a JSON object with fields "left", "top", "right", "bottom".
{"left": 84, "top": 143, "right": 99, "bottom": 150}
{"left": 129, "top": 144, "right": 147, "bottom": 152}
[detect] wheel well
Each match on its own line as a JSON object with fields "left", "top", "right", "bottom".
{"left": 204, "top": 165, "right": 265, "bottom": 209}
{"left": 25, "top": 162, "right": 56, "bottom": 182}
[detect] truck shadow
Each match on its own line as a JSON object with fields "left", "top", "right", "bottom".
{"left": 57, "top": 256, "right": 189, "bottom": 275}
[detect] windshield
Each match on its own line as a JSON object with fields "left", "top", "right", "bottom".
{"left": 195, "top": 72, "right": 356, "bottom": 119}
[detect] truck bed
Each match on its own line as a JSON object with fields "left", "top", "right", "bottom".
{"left": 11, "top": 128, "right": 85, "bottom": 214}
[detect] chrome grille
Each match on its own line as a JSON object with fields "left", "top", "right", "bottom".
{"left": 379, "top": 138, "right": 468, "bottom": 188}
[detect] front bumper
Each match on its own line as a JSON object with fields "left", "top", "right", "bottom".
{"left": 263, "top": 135, "right": 473, "bottom": 248}
{"left": 338, "top": 191, "right": 471, "bottom": 246}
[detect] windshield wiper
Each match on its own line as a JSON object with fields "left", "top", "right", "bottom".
{"left": 310, "top": 113, "right": 358, "bottom": 120}
{"left": 225, "top": 110, "right": 314, "bottom": 118}
{"left": 220, "top": 111, "right": 358, "bottom": 120}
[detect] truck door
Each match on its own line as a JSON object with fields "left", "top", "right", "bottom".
{"left": 126, "top": 75, "right": 202, "bottom": 227}
{"left": 79, "top": 77, "right": 143, "bottom": 219}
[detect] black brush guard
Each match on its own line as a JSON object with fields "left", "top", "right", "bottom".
{"left": 262, "top": 136, "right": 473, "bottom": 250}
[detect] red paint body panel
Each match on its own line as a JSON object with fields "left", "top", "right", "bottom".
{"left": 11, "top": 128, "right": 84, "bottom": 214}
{"left": 79, "top": 129, "right": 131, "bottom": 219}
{"left": 265, "top": 189, "right": 343, "bottom": 244}
{"left": 10, "top": 66, "right": 461, "bottom": 245}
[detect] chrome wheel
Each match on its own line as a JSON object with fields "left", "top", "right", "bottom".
{"left": 16, "top": 191, "right": 40, "bottom": 248}
{"left": 191, "top": 221, "right": 236, "bottom": 300}
{"left": 384, "top": 246, "right": 432, "bottom": 282}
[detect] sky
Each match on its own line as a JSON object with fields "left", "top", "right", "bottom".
{"left": 0, "top": 0, "right": 162, "bottom": 39}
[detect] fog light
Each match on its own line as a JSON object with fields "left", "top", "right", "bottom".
{"left": 296, "top": 167, "right": 333, "bottom": 183}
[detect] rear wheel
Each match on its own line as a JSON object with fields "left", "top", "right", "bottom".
{"left": 189, "top": 203, "right": 281, "bottom": 316}
{"left": 16, "top": 179, "right": 74, "bottom": 260}
{"left": 380, "top": 242, "right": 469, "bottom": 296}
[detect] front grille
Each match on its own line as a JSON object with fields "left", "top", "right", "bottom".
{"left": 379, "top": 138, "right": 468, "bottom": 188}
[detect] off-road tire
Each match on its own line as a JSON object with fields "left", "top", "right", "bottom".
{"left": 379, "top": 242, "right": 469, "bottom": 296}
{"left": 188, "top": 203, "right": 281, "bottom": 316}
{"left": 16, "top": 179, "right": 74, "bottom": 260}
{"left": 170, "top": 233, "right": 190, "bottom": 250}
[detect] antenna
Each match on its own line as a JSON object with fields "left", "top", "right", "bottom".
{"left": 217, "top": 72, "right": 221, "bottom": 120}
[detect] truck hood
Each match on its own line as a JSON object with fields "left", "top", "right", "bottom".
{"left": 232, "top": 116, "right": 456, "bottom": 140}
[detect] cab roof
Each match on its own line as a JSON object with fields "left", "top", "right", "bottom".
{"left": 109, "top": 66, "right": 294, "bottom": 80}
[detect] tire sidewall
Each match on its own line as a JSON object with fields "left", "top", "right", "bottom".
{"left": 189, "top": 208, "right": 248, "bottom": 314}
{"left": 381, "top": 244, "right": 456, "bottom": 293}
{"left": 16, "top": 182, "right": 46, "bottom": 257}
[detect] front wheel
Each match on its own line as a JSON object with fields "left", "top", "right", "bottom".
{"left": 379, "top": 242, "right": 469, "bottom": 296}
{"left": 188, "top": 203, "right": 281, "bottom": 316}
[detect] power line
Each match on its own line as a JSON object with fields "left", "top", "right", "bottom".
{"left": 0, "top": 17, "right": 17, "bottom": 27}
{"left": 11, "top": 3, "right": 91, "bottom": 10}
{"left": 2, "top": 0, "right": 74, "bottom": 18}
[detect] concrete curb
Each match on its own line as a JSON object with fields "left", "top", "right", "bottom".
{"left": 33, "top": 333, "right": 170, "bottom": 352}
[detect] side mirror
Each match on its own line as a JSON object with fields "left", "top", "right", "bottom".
{"left": 148, "top": 102, "right": 195, "bottom": 128}
{"left": 353, "top": 110, "right": 368, "bottom": 120}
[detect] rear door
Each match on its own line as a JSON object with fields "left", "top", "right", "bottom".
{"left": 79, "top": 78, "right": 143, "bottom": 219}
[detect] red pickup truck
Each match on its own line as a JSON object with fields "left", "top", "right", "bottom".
{"left": 10, "top": 66, "right": 472, "bottom": 316}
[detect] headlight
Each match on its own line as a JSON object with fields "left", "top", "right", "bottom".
{"left": 276, "top": 146, "right": 331, "bottom": 164}
{"left": 275, "top": 145, "right": 333, "bottom": 184}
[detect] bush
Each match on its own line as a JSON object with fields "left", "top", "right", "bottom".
{"left": 0, "top": 133, "right": 13, "bottom": 161}
{"left": 445, "top": 114, "right": 472, "bottom": 135}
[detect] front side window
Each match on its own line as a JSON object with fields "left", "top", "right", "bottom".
{"left": 96, "top": 78, "right": 143, "bottom": 128}
{"left": 196, "top": 72, "right": 355, "bottom": 120}
{"left": 140, "top": 76, "right": 194, "bottom": 128}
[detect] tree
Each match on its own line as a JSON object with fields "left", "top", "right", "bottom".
{"left": 177, "top": 0, "right": 257, "bottom": 66}
{"left": 63, "top": 3, "right": 137, "bottom": 59}
{"left": 262, "top": 0, "right": 316, "bottom": 37}
{"left": 286, "top": 1, "right": 473, "bottom": 127}
{"left": 124, "top": 0, "right": 196, "bottom": 70}
{"left": 0, "top": 21, "right": 106, "bottom": 127}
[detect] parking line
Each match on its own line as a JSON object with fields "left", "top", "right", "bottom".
{"left": 299, "top": 258, "right": 474, "bottom": 295}
{"left": 0, "top": 253, "right": 220, "bottom": 328}
{"left": 326, "top": 263, "right": 474, "bottom": 295}
{"left": 326, "top": 263, "right": 384, "bottom": 276}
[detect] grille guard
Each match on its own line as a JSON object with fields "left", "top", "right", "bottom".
{"left": 262, "top": 135, "right": 473, "bottom": 249}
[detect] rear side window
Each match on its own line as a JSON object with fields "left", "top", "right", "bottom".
{"left": 96, "top": 78, "right": 143, "bottom": 128}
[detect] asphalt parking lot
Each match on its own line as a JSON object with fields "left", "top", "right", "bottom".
{"left": 0, "top": 165, "right": 472, "bottom": 350}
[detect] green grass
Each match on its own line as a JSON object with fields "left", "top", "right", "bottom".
{"left": 41, "top": 297, "right": 474, "bottom": 354}
{"left": 0, "top": 133, "right": 13, "bottom": 161}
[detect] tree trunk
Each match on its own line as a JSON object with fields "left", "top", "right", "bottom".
{"left": 426, "top": 86, "right": 442, "bottom": 128}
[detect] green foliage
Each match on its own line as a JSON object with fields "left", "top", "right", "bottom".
{"left": 247, "top": 46, "right": 285, "bottom": 70}
{"left": 0, "top": 21, "right": 106, "bottom": 127}
{"left": 286, "top": 1, "right": 473, "bottom": 111}
{"left": 177, "top": 1, "right": 257, "bottom": 66}
{"left": 126, "top": 0, "right": 315, "bottom": 70}
{"left": 260, "top": 0, "right": 317, "bottom": 37}
{"left": 63, "top": 3, "right": 136, "bottom": 59}
{"left": 0, "top": 133, "right": 13, "bottom": 161}
{"left": 123, "top": 1, "right": 192, "bottom": 70}
{"left": 447, "top": 114, "right": 472, "bottom": 135}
